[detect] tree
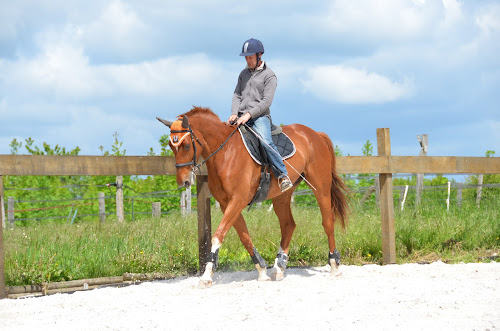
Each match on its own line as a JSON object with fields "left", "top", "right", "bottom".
{"left": 358, "top": 140, "right": 375, "bottom": 187}
{"left": 361, "top": 140, "right": 373, "bottom": 157}
{"left": 99, "top": 132, "right": 126, "bottom": 156}
{"left": 5, "top": 137, "right": 83, "bottom": 222}
{"left": 147, "top": 134, "right": 173, "bottom": 156}
{"left": 9, "top": 138, "right": 22, "bottom": 155}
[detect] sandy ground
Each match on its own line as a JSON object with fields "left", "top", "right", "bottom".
{"left": 0, "top": 261, "right": 499, "bottom": 330}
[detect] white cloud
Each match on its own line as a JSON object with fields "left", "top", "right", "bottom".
{"left": 321, "top": 0, "right": 442, "bottom": 43}
{"left": 81, "top": 0, "right": 150, "bottom": 58}
{"left": 1, "top": 0, "right": 498, "bottom": 159}
{"left": 48, "top": 106, "right": 160, "bottom": 155}
{"left": 441, "top": 0, "right": 464, "bottom": 30}
{"left": 1, "top": 42, "right": 233, "bottom": 102}
{"left": 301, "top": 65, "right": 414, "bottom": 104}
{"left": 0, "top": 102, "right": 164, "bottom": 155}
{"left": 0, "top": 2, "right": 21, "bottom": 40}
{"left": 475, "top": 3, "right": 500, "bottom": 35}
{"left": 28, "top": 0, "right": 152, "bottom": 62}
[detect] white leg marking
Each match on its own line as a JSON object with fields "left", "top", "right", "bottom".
{"left": 256, "top": 264, "right": 271, "bottom": 281}
{"left": 270, "top": 262, "right": 284, "bottom": 281}
{"left": 199, "top": 238, "right": 222, "bottom": 287}
{"left": 211, "top": 238, "right": 222, "bottom": 252}
{"left": 270, "top": 250, "right": 285, "bottom": 281}
{"left": 329, "top": 259, "right": 342, "bottom": 276}
{"left": 200, "top": 262, "right": 214, "bottom": 282}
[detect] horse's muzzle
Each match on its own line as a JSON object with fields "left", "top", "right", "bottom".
{"left": 183, "top": 181, "right": 191, "bottom": 188}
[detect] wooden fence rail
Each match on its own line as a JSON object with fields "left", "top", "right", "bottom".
{"left": 0, "top": 154, "right": 498, "bottom": 176}
{"left": 1, "top": 128, "right": 499, "bottom": 299}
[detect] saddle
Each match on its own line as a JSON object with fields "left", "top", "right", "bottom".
{"left": 238, "top": 123, "right": 296, "bottom": 208}
{"left": 238, "top": 124, "right": 296, "bottom": 165}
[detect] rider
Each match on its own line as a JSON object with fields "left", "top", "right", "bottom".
{"left": 227, "top": 38, "right": 292, "bottom": 192}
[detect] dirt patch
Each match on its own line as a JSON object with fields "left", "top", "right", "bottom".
{"left": 1, "top": 261, "right": 498, "bottom": 330}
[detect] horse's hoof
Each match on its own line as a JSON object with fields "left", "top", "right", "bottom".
{"left": 330, "top": 263, "right": 342, "bottom": 277}
{"left": 198, "top": 279, "right": 213, "bottom": 288}
{"left": 256, "top": 265, "right": 271, "bottom": 281}
{"left": 258, "top": 274, "right": 271, "bottom": 282}
{"left": 270, "top": 269, "right": 284, "bottom": 281}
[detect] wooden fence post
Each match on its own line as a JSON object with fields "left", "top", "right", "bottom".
{"left": 196, "top": 175, "right": 211, "bottom": 274}
{"left": 116, "top": 176, "right": 124, "bottom": 223}
{"left": 98, "top": 192, "right": 106, "bottom": 223}
{"left": 7, "top": 197, "right": 14, "bottom": 228}
{"left": 186, "top": 188, "right": 192, "bottom": 214}
{"left": 416, "top": 134, "right": 428, "bottom": 206}
{"left": 374, "top": 177, "right": 380, "bottom": 208}
{"left": 360, "top": 185, "right": 376, "bottom": 204}
{"left": 476, "top": 174, "right": 483, "bottom": 208}
{"left": 181, "top": 189, "right": 192, "bottom": 216}
{"left": 180, "top": 191, "right": 186, "bottom": 215}
{"left": 377, "top": 128, "right": 396, "bottom": 264}
{"left": 446, "top": 181, "right": 451, "bottom": 211}
{"left": 0, "top": 175, "right": 6, "bottom": 299}
{"left": 1, "top": 179, "right": 4, "bottom": 229}
{"left": 152, "top": 202, "right": 161, "bottom": 217}
{"left": 457, "top": 183, "right": 463, "bottom": 207}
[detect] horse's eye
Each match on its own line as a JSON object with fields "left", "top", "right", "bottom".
{"left": 185, "top": 144, "right": 190, "bottom": 149}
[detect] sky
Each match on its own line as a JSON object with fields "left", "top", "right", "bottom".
{"left": 0, "top": 0, "right": 499, "bottom": 160}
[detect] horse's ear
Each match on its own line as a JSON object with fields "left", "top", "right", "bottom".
{"left": 156, "top": 117, "right": 173, "bottom": 128}
{"left": 181, "top": 115, "right": 189, "bottom": 128}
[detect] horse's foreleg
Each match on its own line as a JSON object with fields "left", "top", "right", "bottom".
{"left": 199, "top": 236, "right": 222, "bottom": 287}
{"left": 270, "top": 193, "right": 296, "bottom": 281}
{"left": 199, "top": 198, "right": 247, "bottom": 287}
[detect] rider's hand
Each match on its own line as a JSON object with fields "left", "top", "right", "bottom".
{"left": 227, "top": 114, "right": 238, "bottom": 125}
{"left": 236, "top": 113, "right": 251, "bottom": 126}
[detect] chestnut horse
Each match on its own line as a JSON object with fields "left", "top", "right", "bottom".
{"left": 157, "top": 106, "right": 348, "bottom": 286}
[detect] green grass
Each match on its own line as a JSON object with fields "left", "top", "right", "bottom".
{"left": 4, "top": 201, "right": 500, "bottom": 286}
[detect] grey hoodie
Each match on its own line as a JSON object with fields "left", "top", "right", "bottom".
{"left": 231, "top": 62, "right": 277, "bottom": 119}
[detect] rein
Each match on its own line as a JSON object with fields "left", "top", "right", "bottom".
{"left": 176, "top": 124, "right": 240, "bottom": 174}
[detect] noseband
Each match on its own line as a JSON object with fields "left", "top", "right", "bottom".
{"left": 171, "top": 125, "right": 204, "bottom": 170}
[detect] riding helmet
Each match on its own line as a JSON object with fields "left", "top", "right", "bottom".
{"left": 240, "top": 38, "right": 264, "bottom": 56}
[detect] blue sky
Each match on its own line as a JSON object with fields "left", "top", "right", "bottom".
{"left": 1, "top": 0, "right": 499, "bottom": 159}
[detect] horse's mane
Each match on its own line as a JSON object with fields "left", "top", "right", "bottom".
{"left": 181, "top": 106, "right": 221, "bottom": 122}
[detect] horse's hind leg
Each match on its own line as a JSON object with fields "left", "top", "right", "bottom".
{"left": 211, "top": 202, "right": 269, "bottom": 281}
{"left": 313, "top": 186, "right": 342, "bottom": 275}
{"left": 270, "top": 192, "right": 296, "bottom": 281}
{"left": 232, "top": 214, "right": 270, "bottom": 281}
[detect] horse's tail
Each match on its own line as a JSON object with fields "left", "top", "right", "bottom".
{"left": 318, "top": 132, "right": 349, "bottom": 230}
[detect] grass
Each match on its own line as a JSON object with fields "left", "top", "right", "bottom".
{"left": 3, "top": 200, "right": 500, "bottom": 286}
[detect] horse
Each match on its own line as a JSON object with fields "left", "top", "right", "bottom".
{"left": 157, "top": 106, "right": 348, "bottom": 286}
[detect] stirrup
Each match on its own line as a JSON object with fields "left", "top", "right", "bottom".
{"left": 278, "top": 174, "right": 292, "bottom": 192}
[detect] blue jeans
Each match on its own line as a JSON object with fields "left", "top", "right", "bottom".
{"left": 248, "top": 116, "right": 288, "bottom": 178}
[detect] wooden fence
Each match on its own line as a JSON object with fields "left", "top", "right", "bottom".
{"left": 0, "top": 128, "right": 499, "bottom": 299}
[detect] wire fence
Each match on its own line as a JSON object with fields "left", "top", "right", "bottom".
{"left": 2, "top": 176, "right": 499, "bottom": 226}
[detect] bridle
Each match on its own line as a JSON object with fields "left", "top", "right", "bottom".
{"left": 170, "top": 124, "right": 204, "bottom": 170}
{"left": 172, "top": 122, "right": 240, "bottom": 174}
